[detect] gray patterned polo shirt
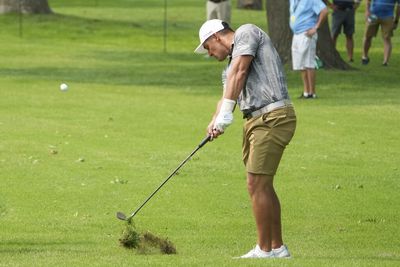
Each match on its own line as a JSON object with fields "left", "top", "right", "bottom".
{"left": 222, "top": 24, "right": 289, "bottom": 115}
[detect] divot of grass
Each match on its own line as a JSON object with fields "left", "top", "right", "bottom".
{"left": 119, "top": 222, "right": 176, "bottom": 255}
{"left": 119, "top": 222, "right": 140, "bottom": 249}
{"left": 138, "top": 231, "right": 177, "bottom": 255}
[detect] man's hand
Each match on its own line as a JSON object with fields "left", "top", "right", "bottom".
{"left": 207, "top": 119, "right": 221, "bottom": 140}
{"left": 214, "top": 110, "right": 234, "bottom": 132}
{"left": 213, "top": 98, "right": 236, "bottom": 133}
{"left": 306, "top": 27, "right": 318, "bottom": 37}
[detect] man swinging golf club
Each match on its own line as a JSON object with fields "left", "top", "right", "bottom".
{"left": 195, "top": 20, "right": 296, "bottom": 258}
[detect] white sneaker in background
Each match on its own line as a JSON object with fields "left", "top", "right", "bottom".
{"left": 272, "top": 244, "right": 291, "bottom": 258}
{"left": 235, "top": 244, "right": 274, "bottom": 259}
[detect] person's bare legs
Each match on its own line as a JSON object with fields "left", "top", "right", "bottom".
{"left": 300, "top": 68, "right": 315, "bottom": 96}
{"left": 306, "top": 68, "right": 316, "bottom": 96}
{"left": 247, "top": 173, "right": 283, "bottom": 252}
{"left": 270, "top": 187, "right": 283, "bottom": 249}
{"left": 301, "top": 70, "right": 310, "bottom": 96}
{"left": 362, "top": 35, "right": 372, "bottom": 60}
{"left": 346, "top": 34, "right": 354, "bottom": 61}
{"left": 383, "top": 36, "right": 392, "bottom": 64}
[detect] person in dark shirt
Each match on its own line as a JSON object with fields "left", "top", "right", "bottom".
{"left": 325, "top": 0, "right": 361, "bottom": 62}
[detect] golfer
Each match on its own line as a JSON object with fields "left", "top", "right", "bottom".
{"left": 194, "top": 20, "right": 296, "bottom": 258}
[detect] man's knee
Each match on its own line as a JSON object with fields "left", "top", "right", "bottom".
{"left": 363, "top": 35, "right": 372, "bottom": 43}
{"left": 383, "top": 36, "right": 392, "bottom": 43}
{"left": 247, "top": 173, "right": 274, "bottom": 195}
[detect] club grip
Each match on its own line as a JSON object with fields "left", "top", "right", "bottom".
{"left": 198, "top": 135, "right": 211, "bottom": 148}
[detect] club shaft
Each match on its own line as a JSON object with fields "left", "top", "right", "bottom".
{"left": 128, "top": 135, "right": 210, "bottom": 219}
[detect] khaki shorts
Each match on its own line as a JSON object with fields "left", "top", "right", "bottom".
{"left": 242, "top": 106, "right": 296, "bottom": 176}
{"left": 207, "top": 0, "right": 231, "bottom": 23}
{"left": 365, "top": 17, "right": 395, "bottom": 39}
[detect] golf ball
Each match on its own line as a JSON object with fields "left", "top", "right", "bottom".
{"left": 60, "top": 83, "right": 69, "bottom": 91}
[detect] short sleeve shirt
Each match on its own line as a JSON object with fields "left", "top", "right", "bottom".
{"left": 289, "top": 0, "right": 327, "bottom": 34}
{"left": 222, "top": 24, "right": 289, "bottom": 114}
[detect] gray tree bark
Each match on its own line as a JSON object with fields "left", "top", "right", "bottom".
{"left": 0, "top": 0, "right": 52, "bottom": 14}
{"left": 265, "top": 0, "right": 292, "bottom": 64}
{"left": 265, "top": 0, "right": 350, "bottom": 69}
{"left": 316, "top": 21, "right": 350, "bottom": 69}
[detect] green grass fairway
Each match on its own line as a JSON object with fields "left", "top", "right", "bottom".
{"left": 0, "top": 0, "right": 399, "bottom": 266}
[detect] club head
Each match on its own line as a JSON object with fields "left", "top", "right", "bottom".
{"left": 116, "top": 211, "right": 127, "bottom": 221}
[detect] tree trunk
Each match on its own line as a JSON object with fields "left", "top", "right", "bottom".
{"left": 316, "top": 21, "right": 351, "bottom": 69}
{"left": 265, "top": 0, "right": 292, "bottom": 64}
{"left": 238, "top": 0, "right": 263, "bottom": 10}
{"left": 265, "top": 0, "right": 351, "bottom": 69}
{"left": 0, "top": 0, "right": 52, "bottom": 14}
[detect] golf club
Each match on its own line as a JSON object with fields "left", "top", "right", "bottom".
{"left": 116, "top": 135, "right": 211, "bottom": 222}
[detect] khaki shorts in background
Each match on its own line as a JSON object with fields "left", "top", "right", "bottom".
{"left": 365, "top": 17, "right": 395, "bottom": 39}
{"left": 207, "top": 0, "right": 231, "bottom": 24}
{"left": 242, "top": 106, "right": 296, "bottom": 176}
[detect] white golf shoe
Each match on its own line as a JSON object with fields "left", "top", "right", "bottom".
{"left": 236, "top": 245, "right": 274, "bottom": 259}
{"left": 272, "top": 244, "right": 291, "bottom": 258}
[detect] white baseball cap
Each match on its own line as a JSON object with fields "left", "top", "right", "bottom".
{"left": 194, "top": 19, "right": 226, "bottom": 54}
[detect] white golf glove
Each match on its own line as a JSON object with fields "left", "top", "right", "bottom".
{"left": 213, "top": 98, "right": 236, "bottom": 132}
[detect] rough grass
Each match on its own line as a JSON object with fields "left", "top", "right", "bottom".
{"left": 0, "top": 0, "right": 399, "bottom": 266}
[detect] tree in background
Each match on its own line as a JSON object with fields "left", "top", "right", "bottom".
{"left": 0, "top": 0, "right": 52, "bottom": 14}
{"left": 265, "top": 0, "right": 350, "bottom": 69}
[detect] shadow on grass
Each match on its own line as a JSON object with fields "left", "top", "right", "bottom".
{"left": 2, "top": 11, "right": 196, "bottom": 40}
{"left": 1, "top": 11, "right": 221, "bottom": 89}
{"left": 0, "top": 240, "right": 95, "bottom": 253}
{"left": 50, "top": 0, "right": 200, "bottom": 9}
{"left": 0, "top": 62, "right": 219, "bottom": 88}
